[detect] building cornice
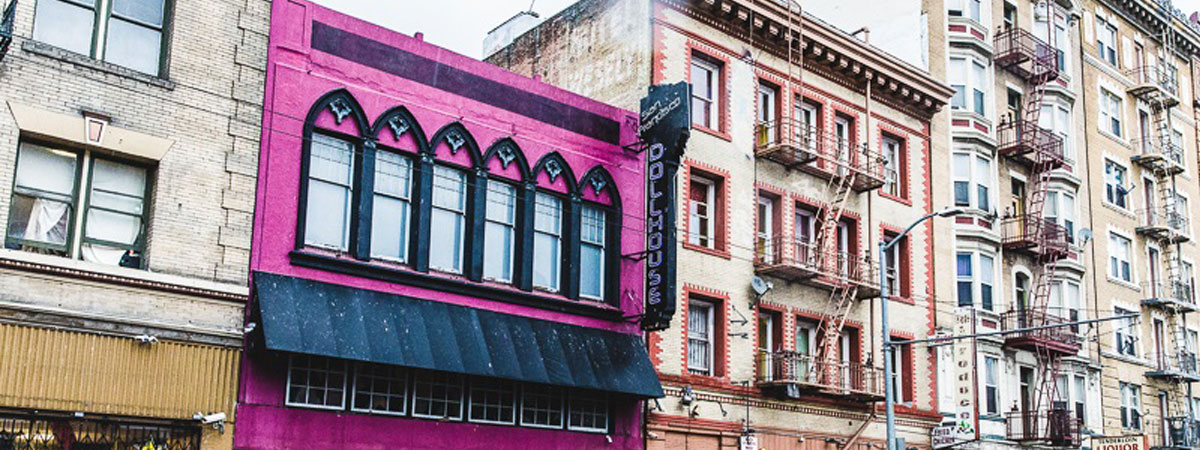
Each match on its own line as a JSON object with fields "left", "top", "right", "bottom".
{"left": 1100, "top": 0, "right": 1200, "bottom": 57}
{"left": 662, "top": 0, "right": 954, "bottom": 119}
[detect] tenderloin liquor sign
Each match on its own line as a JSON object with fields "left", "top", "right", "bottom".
{"left": 640, "top": 82, "right": 689, "bottom": 331}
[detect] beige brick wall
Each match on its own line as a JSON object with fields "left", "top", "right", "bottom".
{"left": 0, "top": 0, "right": 266, "bottom": 344}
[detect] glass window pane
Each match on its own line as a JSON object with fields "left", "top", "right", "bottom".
{"left": 533, "top": 232, "right": 560, "bottom": 290}
{"left": 6, "top": 195, "right": 71, "bottom": 249}
{"left": 370, "top": 196, "right": 408, "bottom": 261}
{"left": 483, "top": 182, "right": 516, "bottom": 282}
{"left": 84, "top": 208, "right": 140, "bottom": 244}
{"left": 15, "top": 144, "right": 78, "bottom": 197}
{"left": 90, "top": 159, "right": 147, "bottom": 213}
{"left": 429, "top": 208, "right": 464, "bottom": 273}
{"left": 104, "top": 18, "right": 163, "bottom": 75}
{"left": 534, "top": 193, "right": 561, "bottom": 233}
{"left": 33, "top": 0, "right": 96, "bottom": 56}
{"left": 432, "top": 166, "right": 465, "bottom": 211}
{"left": 374, "top": 152, "right": 411, "bottom": 199}
{"left": 305, "top": 180, "right": 351, "bottom": 250}
{"left": 310, "top": 135, "right": 354, "bottom": 185}
{"left": 581, "top": 243, "right": 603, "bottom": 299}
{"left": 111, "top": 0, "right": 164, "bottom": 26}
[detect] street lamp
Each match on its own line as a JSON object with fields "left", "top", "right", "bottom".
{"left": 881, "top": 207, "right": 965, "bottom": 450}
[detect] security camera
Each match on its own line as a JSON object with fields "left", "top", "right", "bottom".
{"left": 194, "top": 412, "right": 226, "bottom": 425}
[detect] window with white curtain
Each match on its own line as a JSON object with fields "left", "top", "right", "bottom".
{"left": 429, "top": 166, "right": 466, "bottom": 273}
{"left": 688, "top": 300, "right": 714, "bottom": 375}
{"left": 533, "top": 193, "right": 562, "bottom": 291}
{"left": 306, "top": 134, "right": 355, "bottom": 251}
{"left": 483, "top": 182, "right": 517, "bottom": 282}
{"left": 33, "top": 0, "right": 170, "bottom": 76}
{"left": 6, "top": 142, "right": 150, "bottom": 269}
{"left": 370, "top": 151, "right": 412, "bottom": 262}
{"left": 579, "top": 205, "right": 606, "bottom": 300}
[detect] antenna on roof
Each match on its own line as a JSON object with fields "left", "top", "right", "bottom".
{"left": 529, "top": 0, "right": 536, "bottom": 12}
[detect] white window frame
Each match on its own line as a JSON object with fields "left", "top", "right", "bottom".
{"left": 1100, "top": 90, "right": 1124, "bottom": 138}
{"left": 1115, "top": 306, "right": 1140, "bottom": 358}
{"left": 483, "top": 181, "right": 517, "bottom": 283}
{"left": 467, "top": 379, "right": 518, "bottom": 426}
{"left": 370, "top": 151, "right": 413, "bottom": 262}
{"left": 949, "top": 56, "right": 990, "bottom": 116}
{"left": 757, "top": 195, "right": 775, "bottom": 262}
{"left": 566, "top": 391, "right": 609, "bottom": 433}
{"left": 429, "top": 165, "right": 467, "bottom": 273}
{"left": 691, "top": 56, "right": 720, "bottom": 129}
{"left": 285, "top": 355, "right": 348, "bottom": 411}
{"left": 1109, "top": 231, "right": 1135, "bottom": 284}
{"left": 305, "top": 134, "right": 356, "bottom": 252}
{"left": 952, "top": 152, "right": 993, "bottom": 212}
{"left": 1104, "top": 158, "right": 1130, "bottom": 210}
{"left": 411, "top": 372, "right": 465, "bottom": 420}
{"left": 687, "top": 299, "right": 716, "bottom": 376}
{"left": 882, "top": 136, "right": 903, "bottom": 197}
{"left": 956, "top": 251, "right": 997, "bottom": 310}
{"left": 519, "top": 384, "right": 565, "bottom": 429}
{"left": 1097, "top": 16, "right": 1118, "bottom": 66}
{"left": 1120, "top": 382, "right": 1142, "bottom": 430}
{"left": 350, "top": 362, "right": 408, "bottom": 416}
{"left": 984, "top": 355, "right": 1000, "bottom": 415}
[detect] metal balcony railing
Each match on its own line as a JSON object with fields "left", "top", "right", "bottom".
{"left": 1001, "top": 310, "right": 1081, "bottom": 355}
{"left": 997, "top": 119, "right": 1066, "bottom": 169}
{"left": 1127, "top": 66, "right": 1180, "bottom": 106}
{"left": 1006, "top": 409, "right": 1082, "bottom": 447}
{"left": 1142, "top": 277, "right": 1197, "bottom": 311}
{"left": 1137, "top": 207, "right": 1191, "bottom": 242}
{"left": 1131, "top": 137, "right": 1187, "bottom": 174}
{"left": 757, "top": 350, "right": 884, "bottom": 400}
{"left": 994, "top": 27, "right": 1059, "bottom": 82}
{"left": 755, "top": 236, "right": 879, "bottom": 297}
{"left": 1147, "top": 350, "right": 1200, "bottom": 381}
{"left": 0, "top": 413, "right": 201, "bottom": 450}
{"left": 1001, "top": 215, "right": 1070, "bottom": 260}
{"left": 1154, "top": 417, "right": 1200, "bottom": 449}
{"left": 755, "top": 119, "right": 886, "bottom": 192}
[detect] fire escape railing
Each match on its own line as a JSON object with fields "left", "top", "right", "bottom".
{"left": 0, "top": 1, "right": 15, "bottom": 63}
{"left": 1005, "top": 409, "right": 1082, "bottom": 447}
{"left": 756, "top": 350, "right": 884, "bottom": 398}
{"left": 755, "top": 119, "right": 886, "bottom": 191}
{"left": 994, "top": 27, "right": 1060, "bottom": 82}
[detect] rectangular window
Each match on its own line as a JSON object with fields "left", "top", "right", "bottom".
{"left": 884, "top": 234, "right": 904, "bottom": 297}
{"left": 286, "top": 355, "right": 347, "bottom": 409}
{"left": 1105, "top": 159, "right": 1128, "bottom": 208}
{"left": 483, "top": 182, "right": 517, "bottom": 282}
{"left": 1120, "top": 382, "right": 1142, "bottom": 430}
{"left": 370, "top": 151, "right": 412, "bottom": 262}
{"left": 429, "top": 166, "right": 466, "bottom": 273}
{"left": 468, "top": 378, "right": 517, "bottom": 425}
{"left": 976, "top": 155, "right": 991, "bottom": 212}
{"left": 1073, "top": 375, "right": 1086, "bottom": 423}
{"left": 412, "top": 372, "right": 465, "bottom": 420}
{"left": 533, "top": 193, "right": 563, "bottom": 291}
{"left": 948, "top": 57, "right": 989, "bottom": 115}
{"left": 1116, "top": 307, "right": 1138, "bottom": 357}
{"left": 972, "top": 60, "right": 987, "bottom": 116}
{"left": 756, "top": 82, "right": 778, "bottom": 145}
{"left": 890, "top": 341, "right": 911, "bottom": 403}
{"left": 567, "top": 391, "right": 609, "bottom": 433}
{"left": 6, "top": 142, "right": 150, "bottom": 268}
{"left": 957, "top": 252, "right": 973, "bottom": 307}
{"left": 305, "top": 135, "right": 355, "bottom": 251}
{"left": 33, "top": 0, "right": 169, "bottom": 76}
{"left": 579, "top": 205, "right": 606, "bottom": 300}
{"left": 985, "top": 356, "right": 999, "bottom": 415}
{"left": 520, "top": 384, "right": 564, "bottom": 429}
{"left": 687, "top": 300, "right": 715, "bottom": 375}
{"left": 689, "top": 175, "right": 715, "bottom": 248}
{"left": 953, "top": 153, "right": 970, "bottom": 206}
{"left": 691, "top": 56, "right": 720, "bottom": 129}
{"left": 756, "top": 195, "right": 775, "bottom": 263}
{"left": 1109, "top": 233, "right": 1133, "bottom": 282}
{"left": 1097, "top": 18, "right": 1118, "bottom": 66}
{"left": 1101, "top": 91, "right": 1123, "bottom": 137}
{"left": 980, "top": 254, "right": 995, "bottom": 311}
{"left": 949, "top": 58, "right": 966, "bottom": 110}
{"left": 351, "top": 362, "right": 407, "bottom": 415}
{"left": 882, "top": 136, "right": 903, "bottom": 197}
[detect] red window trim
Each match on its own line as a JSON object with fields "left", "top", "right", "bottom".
{"left": 682, "top": 285, "right": 730, "bottom": 382}
{"left": 683, "top": 161, "right": 731, "bottom": 259}
{"left": 686, "top": 44, "right": 732, "bottom": 141}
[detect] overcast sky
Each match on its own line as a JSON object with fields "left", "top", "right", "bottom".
{"left": 310, "top": 0, "right": 577, "bottom": 59}
{"left": 311, "top": 0, "right": 1200, "bottom": 61}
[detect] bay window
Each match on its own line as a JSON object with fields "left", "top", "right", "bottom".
{"left": 533, "top": 193, "right": 562, "bottom": 292}
{"left": 6, "top": 141, "right": 151, "bottom": 268}
{"left": 953, "top": 152, "right": 991, "bottom": 212}
{"left": 956, "top": 251, "right": 995, "bottom": 310}
{"left": 429, "top": 166, "right": 466, "bottom": 273}
{"left": 483, "top": 182, "right": 517, "bottom": 282}
{"left": 33, "top": 0, "right": 170, "bottom": 76}
{"left": 1040, "top": 103, "right": 1072, "bottom": 160}
{"left": 948, "top": 57, "right": 990, "bottom": 116}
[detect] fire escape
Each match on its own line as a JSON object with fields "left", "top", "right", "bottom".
{"left": 752, "top": 4, "right": 886, "bottom": 401}
{"left": 0, "top": 1, "right": 15, "bottom": 63}
{"left": 1128, "top": 17, "right": 1199, "bottom": 450}
{"left": 993, "top": 21, "right": 1081, "bottom": 448}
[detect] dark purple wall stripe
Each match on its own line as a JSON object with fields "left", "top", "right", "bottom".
{"left": 311, "top": 22, "right": 622, "bottom": 145}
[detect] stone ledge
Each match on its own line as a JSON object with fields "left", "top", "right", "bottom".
{"left": 21, "top": 40, "right": 176, "bottom": 90}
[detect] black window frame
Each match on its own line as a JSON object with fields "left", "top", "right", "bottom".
{"left": 31, "top": 0, "right": 176, "bottom": 77}
{"left": 293, "top": 90, "right": 624, "bottom": 314}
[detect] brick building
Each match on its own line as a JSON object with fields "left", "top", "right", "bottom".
{"left": 0, "top": 0, "right": 266, "bottom": 448}
{"left": 489, "top": 0, "right": 954, "bottom": 448}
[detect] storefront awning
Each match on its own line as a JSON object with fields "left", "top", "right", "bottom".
{"left": 253, "top": 272, "right": 663, "bottom": 398}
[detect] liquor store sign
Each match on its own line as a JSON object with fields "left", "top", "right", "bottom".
{"left": 1093, "top": 435, "right": 1147, "bottom": 450}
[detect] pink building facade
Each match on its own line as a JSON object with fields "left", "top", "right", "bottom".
{"left": 234, "top": 2, "right": 661, "bottom": 449}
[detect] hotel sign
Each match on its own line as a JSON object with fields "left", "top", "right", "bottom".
{"left": 640, "top": 82, "right": 689, "bottom": 331}
{"left": 952, "top": 308, "right": 978, "bottom": 442}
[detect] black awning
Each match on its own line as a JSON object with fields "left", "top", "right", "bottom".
{"left": 253, "top": 271, "right": 663, "bottom": 398}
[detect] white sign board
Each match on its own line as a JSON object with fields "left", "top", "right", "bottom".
{"left": 739, "top": 434, "right": 759, "bottom": 450}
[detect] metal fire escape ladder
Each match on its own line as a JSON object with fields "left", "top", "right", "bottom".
{"left": 812, "top": 170, "right": 861, "bottom": 387}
